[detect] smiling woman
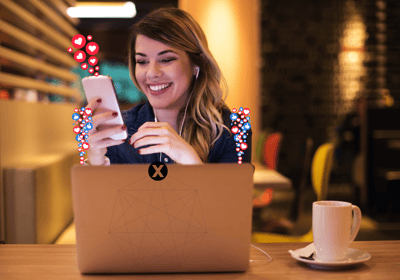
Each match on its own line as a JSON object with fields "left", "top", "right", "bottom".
{"left": 85, "top": 7, "right": 252, "bottom": 165}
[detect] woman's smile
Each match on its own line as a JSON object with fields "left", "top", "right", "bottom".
{"left": 148, "top": 82, "right": 173, "bottom": 95}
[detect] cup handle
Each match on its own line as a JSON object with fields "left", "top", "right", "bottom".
{"left": 349, "top": 205, "right": 362, "bottom": 243}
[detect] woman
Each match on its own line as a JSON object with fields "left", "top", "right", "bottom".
{"left": 86, "top": 7, "right": 251, "bottom": 165}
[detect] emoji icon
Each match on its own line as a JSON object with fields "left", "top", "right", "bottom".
{"left": 95, "top": 66, "right": 99, "bottom": 71}
{"left": 73, "top": 126, "right": 81, "bottom": 134}
{"left": 240, "top": 143, "right": 248, "bottom": 150}
{"left": 230, "top": 113, "right": 238, "bottom": 121}
{"left": 94, "top": 72, "right": 99, "bottom": 76}
{"left": 86, "top": 42, "right": 99, "bottom": 55}
{"left": 87, "top": 35, "right": 92, "bottom": 40}
{"left": 231, "top": 126, "right": 239, "bottom": 134}
{"left": 74, "top": 51, "right": 86, "bottom": 63}
{"left": 85, "top": 123, "right": 93, "bottom": 130}
{"left": 72, "top": 113, "right": 80, "bottom": 121}
{"left": 81, "top": 63, "right": 88, "bottom": 70}
{"left": 243, "top": 108, "right": 250, "bottom": 115}
{"left": 71, "top": 34, "right": 86, "bottom": 49}
{"left": 68, "top": 47, "right": 73, "bottom": 53}
{"left": 82, "top": 143, "right": 90, "bottom": 150}
{"left": 88, "top": 56, "right": 98, "bottom": 66}
{"left": 88, "top": 68, "right": 94, "bottom": 74}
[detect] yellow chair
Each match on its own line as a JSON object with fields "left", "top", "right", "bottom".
{"left": 252, "top": 143, "right": 334, "bottom": 243}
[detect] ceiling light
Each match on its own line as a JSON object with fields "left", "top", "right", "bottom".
{"left": 67, "top": 2, "right": 136, "bottom": 18}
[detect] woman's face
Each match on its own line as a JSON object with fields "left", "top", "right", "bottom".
{"left": 134, "top": 35, "right": 194, "bottom": 111}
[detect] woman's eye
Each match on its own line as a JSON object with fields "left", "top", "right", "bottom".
{"left": 136, "top": 60, "right": 147, "bottom": 65}
{"left": 160, "top": 58, "right": 176, "bottom": 63}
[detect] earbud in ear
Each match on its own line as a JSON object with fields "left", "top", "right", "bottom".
{"left": 195, "top": 67, "right": 200, "bottom": 79}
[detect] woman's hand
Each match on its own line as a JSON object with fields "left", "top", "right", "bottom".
{"left": 129, "top": 122, "right": 203, "bottom": 165}
{"left": 86, "top": 98, "right": 127, "bottom": 165}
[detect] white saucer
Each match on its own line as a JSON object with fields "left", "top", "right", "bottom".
{"left": 290, "top": 248, "right": 371, "bottom": 269}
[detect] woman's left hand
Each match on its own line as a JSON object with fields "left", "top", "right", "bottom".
{"left": 129, "top": 122, "right": 203, "bottom": 164}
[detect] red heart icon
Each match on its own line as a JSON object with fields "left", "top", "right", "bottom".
{"left": 85, "top": 108, "right": 92, "bottom": 115}
{"left": 89, "top": 68, "right": 94, "bottom": 74}
{"left": 95, "top": 66, "right": 99, "bottom": 71}
{"left": 238, "top": 156, "right": 242, "bottom": 160}
{"left": 88, "top": 56, "right": 98, "bottom": 66}
{"left": 81, "top": 63, "right": 88, "bottom": 70}
{"left": 240, "top": 143, "right": 248, "bottom": 150}
{"left": 238, "top": 160, "right": 242, "bottom": 164}
{"left": 236, "top": 147, "right": 240, "bottom": 152}
{"left": 74, "top": 51, "right": 86, "bottom": 63}
{"left": 87, "top": 35, "right": 92, "bottom": 40}
{"left": 231, "top": 126, "right": 239, "bottom": 134}
{"left": 71, "top": 34, "right": 86, "bottom": 49}
{"left": 82, "top": 143, "right": 90, "bottom": 150}
{"left": 68, "top": 47, "right": 73, "bottom": 53}
{"left": 86, "top": 42, "right": 99, "bottom": 55}
{"left": 78, "top": 148, "right": 82, "bottom": 152}
{"left": 243, "top": 108, "right": 250, "bottom": 115}
{"left": 94, "top": 72, "right": 99, "bottom": 76}
{"left": 73, "top": 126, "right": 81, "bottom": 134}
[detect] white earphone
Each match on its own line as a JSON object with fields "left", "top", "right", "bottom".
{"left": 195, "top": 67, "right": 200, "bottom": 79}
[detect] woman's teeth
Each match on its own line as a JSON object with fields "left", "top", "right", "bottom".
{"left": 149, "top": 83, "right": 171, "bottom": 91}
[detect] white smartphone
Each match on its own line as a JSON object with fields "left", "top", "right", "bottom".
{"left": 81, "top": 75, "right": 127, "bottom": 140}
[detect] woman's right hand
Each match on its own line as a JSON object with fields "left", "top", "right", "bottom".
{"left": 86, "top": 98, "right": 127, "bottom": 165}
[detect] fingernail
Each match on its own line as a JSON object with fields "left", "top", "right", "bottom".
{"left": 138, "top": 149, "right": 141, "bottom": 154}
{"left": 112, "top": 112, "right": 118, "bottom": 117}
{"left": 121, "top": 125, "right": 127, "bottom": 130}
{"left": 122, "top": 138, "right": 127, "bottom": 142}
{"left": 97, "top": 98, "right": 102, "bottom": 103}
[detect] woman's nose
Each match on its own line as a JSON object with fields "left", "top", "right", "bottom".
{"left": 147, "top": 62, "right": 162, "bottom": 78}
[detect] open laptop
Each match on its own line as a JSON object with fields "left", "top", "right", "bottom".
{"left": 71, "top": 163, "right": 254, "bottom": 274}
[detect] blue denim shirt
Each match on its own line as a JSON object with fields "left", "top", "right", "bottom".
{"left": 105, "top": 102, "right": 252, "bottom": 164}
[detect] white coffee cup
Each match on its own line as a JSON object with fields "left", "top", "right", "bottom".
{"left": 312, "top": 201, "right": 362, "bottom": 261}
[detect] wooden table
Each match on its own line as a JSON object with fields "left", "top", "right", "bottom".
{"left": 1, "top": 241, "right": 399, "bottom": 279}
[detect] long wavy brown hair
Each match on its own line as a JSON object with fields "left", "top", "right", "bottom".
{"left": 128, "top": 7, "right": 230, "bottom": 162}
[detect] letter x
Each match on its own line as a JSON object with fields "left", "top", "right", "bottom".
{"left": 152, "top": 165, "right": 164, "bottom": 178}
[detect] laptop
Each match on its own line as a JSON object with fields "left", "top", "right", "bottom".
{"left": 71, "top": 163, "right": 254, "bottom": 274}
